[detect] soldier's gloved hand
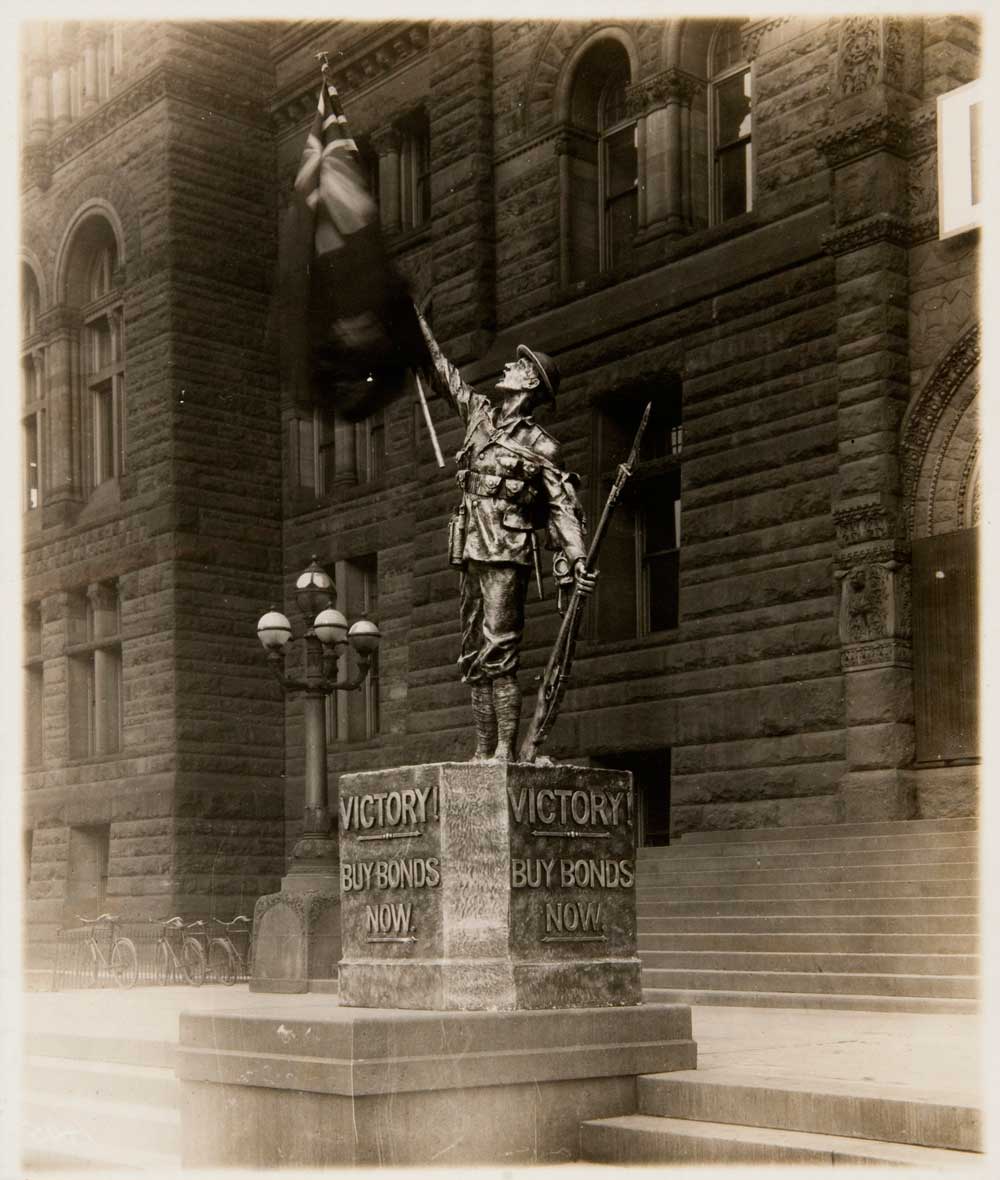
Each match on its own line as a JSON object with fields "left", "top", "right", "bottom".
{"left": 573, "top": 559, "right": 598, "bottom": 596}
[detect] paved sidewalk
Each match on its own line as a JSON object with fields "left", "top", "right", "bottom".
{"left": 22, "top": 986, "right": 983, "bottom": 1103}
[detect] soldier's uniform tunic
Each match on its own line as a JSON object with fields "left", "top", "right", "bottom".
{"left": 423, "top": 338, "right": 587, "bottom": 684}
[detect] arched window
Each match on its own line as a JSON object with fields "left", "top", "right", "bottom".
{"left": 566, "top": 39, "right": 638, "bottom": 281}
{"left": 21, "top": 267, "right": 44, "bottom": 513}
{"left": 709, "top": 20, "right": 752, "bottom": 223}
{"left": 65, "top": 217, "right": 126, "bottom": 491}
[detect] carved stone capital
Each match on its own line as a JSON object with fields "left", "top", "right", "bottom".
{"left": 625, "top": 67, "right": 702, "bottom": 116}
{"left": 822, "top": 213, "right": 910, "bottom": 255}
{"left": 22, "top": 144, "right": 52, "bottom": 192}
{"left": 38, "top": 305, "right": 82, "bottom": 337}
{"left": 833, "top": 494, "right": 901, "bottom": 548}
{"left": 370, "top": 125, "right": 402, "bottom": 156}
{"left": 86, "top": 581, "right": 118, "bottom": 614}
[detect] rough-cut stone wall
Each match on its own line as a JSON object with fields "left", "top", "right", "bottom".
{"left": 21, "top": 22, "right": 285, "bottom": 957}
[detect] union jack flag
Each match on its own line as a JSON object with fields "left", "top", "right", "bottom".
{"left": 284, "top": 67, "right": 429, "bottom": 418}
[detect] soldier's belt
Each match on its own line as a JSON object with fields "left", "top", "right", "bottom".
{"left": 462, "top": 471, "right": 535, "bottom": 504}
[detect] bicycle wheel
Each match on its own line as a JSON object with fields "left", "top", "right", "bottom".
{"left": 110, "top": 938, "right": 138, "bottom": 989}
{"left": 209, "top": 939, "right": 236, "bottom": 986}
{"left": 182, "top": 937, "right": 206, "bottom": 986}
{"left": 154, "top": 940, "right": 171, "bottom": 986}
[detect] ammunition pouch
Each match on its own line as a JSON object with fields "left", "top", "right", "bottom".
{"left": 462, "top": 470, "right": 536, "bottom": 507}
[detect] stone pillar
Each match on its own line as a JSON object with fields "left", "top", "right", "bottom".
{"left": 51, "top": 25, "right": 78, "bottom": 135}
{"left": 332, "top": 414, "right": 357, "bottom": 486}
{"left": 818, "top": 16, "right": 923, "bottom": 821}
{"left": 80, "top": 23, "right": 99, "bottom": 113}
{"left": 629, "top": 68, "right": 701, "bottom": 243}
{"left": 24, "top": 23, "right": 52, "bottom": 190}
{"left": 87, "top": 582, "right": 118, "bottom": 756}
{"left": 371, "top": 125, "right": 401, "bottom": 234}
{"left": 429, "top": 22, "right": 495, "bottom": 361}
{"left": 40, "top": 306, "right": 83, "bottom": 526}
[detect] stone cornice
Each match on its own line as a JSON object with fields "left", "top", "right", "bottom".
{"left": 822, "top": 213, "right": 910, "bottom": 255}
{"left": 27, "top": 65, "right": 273, "bottom": 183}
{"left": 270, "top": 23, "right": 429, "bottom": 131}
{"left": 741, "top": 16, "right": 794, "bottom": 62}
{"left": 625, "top": 67, "right": 703, "bottom": 116}
{"left": 494, "top": 128, "right": 565, "bottom": 169}
{"left": 816, "top": 112, "right": 910, "bottom": 168}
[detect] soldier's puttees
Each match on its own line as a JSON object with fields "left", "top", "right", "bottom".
{"left": 418, "top": 313, "right": 598, "bottom": 762}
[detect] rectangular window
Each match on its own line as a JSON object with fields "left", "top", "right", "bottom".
{"left": 713, "top": 68, "right": 752, "bottom": 222}
{"left": 85, "top": 308, "right": 125, "bottom": 488}
{"left": 327, "top": 555, "right": 379, "bottom": 742}
{"left": 25, "top": 603, "right": 43, "bottom": 767}
{"left": 603, "top": 124, "right": 638, "bottom": 268}
{"left": 24, "top": 415, "right": 40, "bottom": 510}
{"left": 22, "top": 354, "right": 44, "bottom": 512}
{"left": 67, "top": 585, "right": 123, "bottom": 759}
{"left": 401, "top": 119, "right": 431, "bottom": 230}
{"left": 593, "top": 387, "right": 682, "bottom": 640}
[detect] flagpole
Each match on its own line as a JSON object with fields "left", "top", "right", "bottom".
{"left": 415, "top": 375, "right": 446, "bottom": 468}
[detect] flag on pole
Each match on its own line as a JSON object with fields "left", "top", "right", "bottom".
{"left": 283, "top": 59, "right": 430, "bottom": 420}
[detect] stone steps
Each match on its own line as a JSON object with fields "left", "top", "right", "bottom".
{"left": 580, "top": 1113, "right": 982, "bottom": 1167}
{"left": 640, "top": 932, "right": 977, "bottom": 953}
{"left": 637, "top": 913, "right": 978, "bottom": 933}
{"left": 637, "top": 895, "right": 978, "bottom": 916}
{"left": 675, "top": 816, "right": 976, "bottom": 844}
{"left": 580, "top": 1067, "right": 983, "bottom": 1166}
{"left": 638, "top": 840, "right": 977, "bottom": 872}
{"left": 641, "top": 987, "right": 977, "bottom": 1014}
{"left": 634, "top": 817, "right": 979, "bottom": 1013}
{"left": 22, "top": 1034, "right": 181, "bottom": 1172}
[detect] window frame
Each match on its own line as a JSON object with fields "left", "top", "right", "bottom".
{"left": 708, "top": 23, "right": 753, "bottom": 226}
{"left": 326, "top": 555, "right": 380, "bottom": 744}
{"left": 66, "top": 585, "right": 123, "bottom": 760}
{"left": 82, "top": 295, "right": 125, "bottom": 490}
{"left": 597, "top": 70, "right": 638, "bottom": 271}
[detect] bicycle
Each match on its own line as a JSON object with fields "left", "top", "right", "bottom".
{"left": 208, "top": 915, "right": 252, "bottom": 985}
{"left": 75, "top": 914, "right": 138, "bottom": 989}
{"left": 153, "top": 917, "right": 207, "bottom": 986}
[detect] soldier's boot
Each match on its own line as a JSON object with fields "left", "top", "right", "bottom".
{"left": 492, "top": 674, "right": 521, "bottom": 763}
{"left": 470, "top": 682, "right": 497, "bottom": 761}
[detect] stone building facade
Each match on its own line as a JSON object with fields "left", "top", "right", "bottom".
{"left": 20, "top": 16, "right": 980, "bottom": 960}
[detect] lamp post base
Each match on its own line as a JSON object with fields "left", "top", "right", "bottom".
{"left": 250, "top": 837, "right": 342, "bottom": 994}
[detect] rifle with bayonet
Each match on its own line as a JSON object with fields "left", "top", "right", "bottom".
{"left": 520, "top": 401, "right": 653, "bottom": 762}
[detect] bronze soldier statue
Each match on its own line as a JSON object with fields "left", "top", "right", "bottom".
{"left": 418, "top": 314, "right": 597, "bottom": 761}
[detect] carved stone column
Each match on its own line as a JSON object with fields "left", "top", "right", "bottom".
{"left": 629, "top": 68, "right": 702, "bottom": 241}
{"left": 24, "top": 23, "right": 52, "bottom": 189}
{"left": 81, "top": 23, "right": 100, "bottom": 113}
{"left": 51, "top": 25, "right": 79, "bottom": 134}
{"left": 332, "top": 414, "right": 357, "bottom": 488}
{"left": 371, "top": 125, "right": 401, "bottom": 234}
{"left": 39, "top": 306, "right": 83, "bottom": 526}
{"left": 818, "top": 16, "right": 923, "bottom": 821}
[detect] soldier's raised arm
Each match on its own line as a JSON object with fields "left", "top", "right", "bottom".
{"left": 415, "top": 308, "right": 484, "bottom": 425}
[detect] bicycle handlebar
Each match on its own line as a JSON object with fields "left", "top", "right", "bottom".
{"left": 76, "top": 913, "right": 117, "bottom": 923}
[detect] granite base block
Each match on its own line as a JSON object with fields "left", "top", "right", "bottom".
{"left": 177, "top": 1001, "right": 697, "bottom": 1168}
{"left": 249, "top": 886, "right": 341, "bottom": 994}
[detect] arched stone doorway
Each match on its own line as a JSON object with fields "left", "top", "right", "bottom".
{"left": 901, "top": 326, "right": 979, "bottom": 815}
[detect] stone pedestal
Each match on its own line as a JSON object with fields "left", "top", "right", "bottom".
{"left": 337, "top": 762, "right": 641, "bottom": 1010}
{"left": 250, "top": 834, "right": 342, "bottom": 994}
{"left": 177, "top": 1000, "right": 696, "bottom": 1168}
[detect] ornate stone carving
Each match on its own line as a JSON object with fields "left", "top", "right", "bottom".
{"left": 838, "top": 16, "right": 881, "bottom": 97}
{"left": 625, "top": 68, "right": 702, "bottom": 116}
{"left": 833, "top": 495, "right": 901, "bottom": 548}
{"left": 822, "top": 212, "right": 910, "bottom": 255}
{"left": 841, "top": 638, "right": 912, "bottom": 671}
{"left": 835, "top": 554, "right": 911, "bottom": 658}
{"left": 900, "top": 325, "right": 980, "bottom": 535}
{"left": 270, "top": 23, "right": 429, "bottom": 130}
{"left": 741, "top": 16, "right": 794, "bottom": 62}
{"left": 816, "top": 113, "right": 910, "bottom": 168}
{"left": 22, "top": 144, "right": 52, "bottom": 193}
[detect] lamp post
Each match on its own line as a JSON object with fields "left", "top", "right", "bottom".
{"left": 256, "top": 557, "right": 381, "bottom": 880}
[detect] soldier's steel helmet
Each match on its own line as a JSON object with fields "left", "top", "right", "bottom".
{"left": 517, "top": 344, "right": 560, "bottom": 404}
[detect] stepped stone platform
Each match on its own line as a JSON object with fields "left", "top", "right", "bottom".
{"left": 636, "top": 817, "right": 979, "bottom": 1013}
